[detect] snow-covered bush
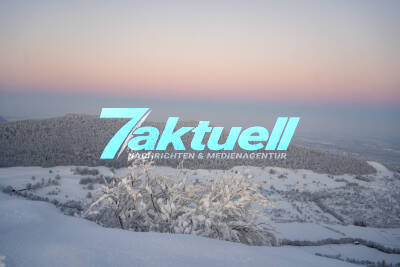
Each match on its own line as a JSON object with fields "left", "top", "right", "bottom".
{"left": 84, "top": 160, "right": 276, "bottom": 246}
{"left": 72, "top": 167, "right": 99, "bottom": 176}
{"left": 353, "top": 219, "right": 367, "bottom": 227}
{"left": 79, "top": 176, "right": 114, "bottom": 185}
{"left": 87, "top": 184, "right": 94, "bottom": 190}
{"left": 2, "top": 185, "right": 13, "bottom": 194}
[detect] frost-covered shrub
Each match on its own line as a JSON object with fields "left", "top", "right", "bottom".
{"left": 79, "top": 177, "right": 93, "bottom": 185}
{"left": 47, "top": 178, "right": 60, "bottom": 186}
{"left": 346, "top": 182, "right": 358, "bottom": 187}
{"left": 334, "top": 178, "right": 348, "bottom": 183}
{"left": 354, "top": 175, "right": 373, "bottom": 182}
{"left": 72, "top": 167, "right": 99, "bottom": 176}
{"left": 353, "top": 219, "right": 367, "bottom": 227}
{"left": 61, "top": 200, "right": 83, "bottom": 216}
{"left": 87, "top": 184, "right": 94, "bottom": 190}
{"left": 79, "top": 176, "right": 114, "bottom": 185}
{"left": 84, "top": 160, "right": 276, "bottom": 246}
{"left": 47, "top": 189, "right": 60, "bottom": 195}
{"left": 2, "top": 185, "right": 13, "bottom": 194}
{"left": 31, "top": 181, "right": 43, "bottom": 190}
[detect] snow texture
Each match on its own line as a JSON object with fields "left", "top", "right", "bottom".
{"left": 0, "top": 192, "right": 352, "bottom": 267}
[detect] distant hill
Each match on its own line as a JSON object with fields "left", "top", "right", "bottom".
{"left": 0, "top": 114, "right": 376, "bottom": 175}
{"left": 0, "top": 116, "right": 7, "bottom": 123}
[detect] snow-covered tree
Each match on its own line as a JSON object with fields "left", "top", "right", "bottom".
{"left": 84, "top": 159, "right": 277, "bottom": 246}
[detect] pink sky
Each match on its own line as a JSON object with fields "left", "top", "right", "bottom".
{"left": 0, "top": 1, "right": 399, "bottom": 104}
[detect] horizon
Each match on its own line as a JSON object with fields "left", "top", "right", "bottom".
{"left": 1, "top": 90, "right": 399, "bottom": 145}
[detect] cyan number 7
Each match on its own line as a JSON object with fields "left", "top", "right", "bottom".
{"left": 100, "top": 108, "right": 150, "bottom": 159}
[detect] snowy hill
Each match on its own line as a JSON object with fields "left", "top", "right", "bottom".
{"left": 0, "top": 162, "right": 399, "bottom": 266}
{"left": 0, "top": 114, "right": 375, "bottom": 175}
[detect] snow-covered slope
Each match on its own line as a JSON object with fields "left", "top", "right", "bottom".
{"left": 0, "top": 192, "right": 353, "bottom": 267}
{"left": 0, "top": 162, "right": 399, "bottom": 266}
{"left": 0, "top": 162, "right": 398, "bottom": 227}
